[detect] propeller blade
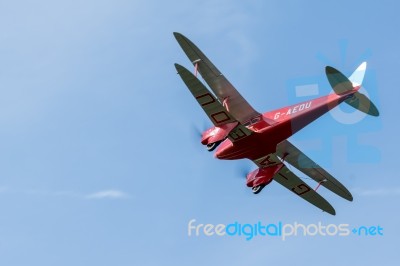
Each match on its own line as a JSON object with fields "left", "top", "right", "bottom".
{"left": 236, "top": 160, "right": 254, "bottom": 178}
{"left": 189, "top": 121, "right": 210, "bottom": 142}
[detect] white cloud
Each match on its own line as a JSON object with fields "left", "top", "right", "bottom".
{"left": 0, "top": 186, "right": 130, "bottom": 200}
{"left": 85, "top": 189, "right": 130, "bottom": 200}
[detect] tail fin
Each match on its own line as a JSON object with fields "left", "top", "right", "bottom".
{"left": 325, "top": 62, "right": 380, "bottom": 117}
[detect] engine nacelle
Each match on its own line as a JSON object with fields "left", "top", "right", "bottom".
{"left": 201, "top": 122, "right": 238, "bottom": 145}
{"left": 246, "top": 164, "right": 284, "bottom": 188}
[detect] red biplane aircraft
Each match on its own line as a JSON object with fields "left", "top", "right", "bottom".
{"left": 174, "top": 32, "right": 379, "bottom": 215}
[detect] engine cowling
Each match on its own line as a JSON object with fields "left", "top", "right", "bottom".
{"left": 201, "top": 122, "right": 238, "bottom": 145}
{"left": 246, "top": 164, "right": 284, "bottom": 188}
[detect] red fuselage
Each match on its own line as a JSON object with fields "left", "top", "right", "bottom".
{"left": 215, "top": 91, "right": 354, "bottom": 161}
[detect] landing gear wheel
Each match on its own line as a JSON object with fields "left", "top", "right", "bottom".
{"left": 206, "top": 141, "right": 221, "bottom": 151}
{"left": 252, "top": 184, "right": 266, "bottom": 194}
{"left": 206, "top": 143, "right": 217, "bottom": 151}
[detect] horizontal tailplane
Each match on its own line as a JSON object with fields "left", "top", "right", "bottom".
{"left": 325, "top": 62, "right": 379, "bottom": 116}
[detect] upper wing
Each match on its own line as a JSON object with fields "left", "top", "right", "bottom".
{"left": 252, "top": 154, "right": 335, "bottom": 215}
{"left": 175, "top": 63, "right": 253, "bottom": 142}
{"left": 174, "top": 32, "right": 260, "bottom": 124}
{"left": 276, "top": 140, "right": 353, "bottom": 201}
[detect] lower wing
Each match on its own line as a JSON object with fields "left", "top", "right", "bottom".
{"left": 274, "top": 165, "right": 336, "bottom": 215}
{"left": 252, "top": 154, "right": 336, "bottom": 215}
{"left": 276, "top": 140, "right": 353, "bottom": 201}
{"left": 175, "top": 63, "right": 252, "bottom": 142}
{"left": 174, "top": 32, "right": 261, "bottom": 124}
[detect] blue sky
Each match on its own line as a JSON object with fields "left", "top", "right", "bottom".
{"left": 0, "top": 0, "right": 399, "bottom": 265}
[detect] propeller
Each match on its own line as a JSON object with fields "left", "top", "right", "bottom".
{"left": 189, "top": 120, "right": 210, "bottom": 142}
{"left": 190, "top": 124, "right": 203, "bottom": 139}
{"left": 235, "top": 160, "right": 254, "bottom": 179}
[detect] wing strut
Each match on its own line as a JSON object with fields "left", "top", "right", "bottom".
{"left": 315, "top": 179, "right": 327, "bottom": 191}
{"left": 223, "top": 97, "right": 230, "bottom": 112}
{"left": 193, "top": 59, "right": 201, "bottom": 77}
